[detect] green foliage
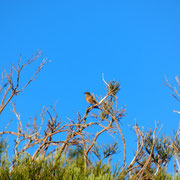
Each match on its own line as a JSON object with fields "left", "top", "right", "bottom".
{"left": 145, "top": 130, "right": 172, "bottom": 167}
{"left": 0, "top": 148, "right": 178, "bottom": 179}
{"left": 100, "top": 81, "right": 125, "bottom": 122}
{"left": 0, "top": 151, "right": 113, "bottom": 179}
{"left": 155, "top": 168, "right": 172, "bottom": 180}
{"left": 0, "top": 153, "right": 118, "bottom": 180}
{"left": 0, "top": 138, "right": 6, "bottom": 161}
{"left": 107, "top": 81, "right": 120, "bottom": 96}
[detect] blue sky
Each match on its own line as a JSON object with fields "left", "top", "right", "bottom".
{"left": 0, "top": 0, "right": 180, "bottom": 169}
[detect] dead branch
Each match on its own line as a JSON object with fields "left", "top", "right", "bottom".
{"left": 0, "top": 51, "right": 48, "bottom": 115}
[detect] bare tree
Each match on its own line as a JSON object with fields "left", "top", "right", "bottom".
{"left": 0, "top": 50, "right": 48, "bottom": 114}
{"left": 0, "top": 57, "right": 127, "bottom": 172}
{"left": 0, "top": 54, "right": 178, "bottom": 179}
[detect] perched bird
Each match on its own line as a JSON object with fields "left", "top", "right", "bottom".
{"left": 84, "top": 92, "right": 98, "bottom": 105}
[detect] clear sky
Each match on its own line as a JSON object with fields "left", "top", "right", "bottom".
{"left": 0, "top": 0, "right": 180, "bottom": 170}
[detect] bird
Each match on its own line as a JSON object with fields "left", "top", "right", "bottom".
{"left": 84, "top": 92, "right": 98, "bottom": 105}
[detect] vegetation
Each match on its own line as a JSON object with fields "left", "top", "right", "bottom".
{"left": 0, "top": 51, "right": 179, "bottom": 179}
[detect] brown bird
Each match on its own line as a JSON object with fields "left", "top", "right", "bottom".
{"left": 84, "top": 92, "right": 98, "bottom": 105}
